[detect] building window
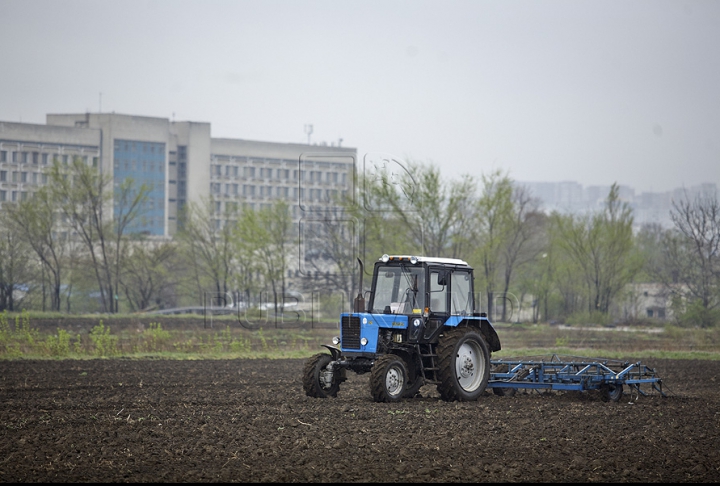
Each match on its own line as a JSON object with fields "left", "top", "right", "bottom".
{"left": 0, "top": 170, "right": 5, "bottom": 182}
{"left": 42, "top": 153, "right": 48, "bottom": 165}
{"left": 0, "top": 150, "right": 6, "bottom": 162}
{"left": 32, "top": 152, "right": 39, "bottom": 164}
{"left": 0, "top": 190, "right": 5, "bottom": 201}
{"left": 20, "top": 172, "right": 27, "bottom": 183}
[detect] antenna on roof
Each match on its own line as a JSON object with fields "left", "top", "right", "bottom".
{"left": 304, "top": 124, "right": 313, "bottom": 145}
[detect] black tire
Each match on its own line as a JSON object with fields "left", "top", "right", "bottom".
{"left": 401, "top": 355, "right": 425, "bottom": 398}
{"left": 403, "top": 376, "right": 425, "bottom": 398}
{"left": 303, "top": 353, "right": 340, "bottom": 398}
{"left": 370, "top": 355, "right": 408, "bottom": 403}
{"left": 601, "top": 383, "right": 623, "bottom": 402}
{"left": 437, "top": 327, "right": 490, "bottom": 402}
{"left": 492, "top": 386, "right": 517, "bottom": 397}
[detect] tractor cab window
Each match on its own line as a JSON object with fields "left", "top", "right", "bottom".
{"left": 429, "top": 270, "right": 448, "bottom": 314}
{"left": 372, "top": 265, "right": 425, "bottom": 314}
{"left": 451, "top": 271, "right": 473, "bottom": 315}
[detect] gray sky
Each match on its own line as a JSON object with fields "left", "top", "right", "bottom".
{"left": 1, "top": 0, "right": 719, "bottom": 194}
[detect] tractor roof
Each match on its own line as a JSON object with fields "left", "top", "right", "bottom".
{"left": 378, "top": 254, "right": 470, "bottom": 266}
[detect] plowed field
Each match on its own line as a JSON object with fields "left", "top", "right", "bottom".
{"left": 1, "top": 357, "right": 719, "bottom": 482}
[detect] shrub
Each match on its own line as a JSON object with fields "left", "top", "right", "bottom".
{"left": 89, "top": 322, "right": 119, "bottom": 356}
{"left": 142, "top": 323, "right": 171, "bottom": 352}
{"left": 45, "top": 329, "right": 72, "bottom": 357}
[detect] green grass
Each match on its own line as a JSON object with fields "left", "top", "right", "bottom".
{"left": 1, "top": 309, "right": 720, "bottom": 361}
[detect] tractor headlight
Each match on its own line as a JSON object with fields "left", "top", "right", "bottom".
{"left": 412, "top": 318, "right": 422, "bottom": 327}
{"left": 332, "top": 336, "right": 340, "bottom": 345}
{"left": 381, "top": 254, "right": 390, "bottom": 262}
{"left": 360, "top": 337, "right": 368, "bottom": 346}
{"left": 410, "top": 256, "right": 418, "bottom": 264}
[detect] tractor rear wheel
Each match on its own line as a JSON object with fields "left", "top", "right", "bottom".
{"left": 370, "top": 355, "right": 408, "bottom": 403}
{"left": 303, "top": 353, "right": 340, "bottom": 398}
{"left": 437, "top": 327, "right": 490, "bottom": 401}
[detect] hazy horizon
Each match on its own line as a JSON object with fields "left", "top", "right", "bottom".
{"left": 1, "top": 0, "right": 718, "bottom": 194}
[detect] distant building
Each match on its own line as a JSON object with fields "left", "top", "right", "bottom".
{"left": 0, "top": 113, "right": 356, "bottom": 237}
{"left": 517, "top": 180, "right": 717, "bottom": 229}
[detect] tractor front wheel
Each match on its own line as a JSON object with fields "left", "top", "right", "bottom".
{"left": 370, "top": 355, "right": 408, "bottom": 403}
{"left": 303, "top": 353, "right": 340, "bottom": 398}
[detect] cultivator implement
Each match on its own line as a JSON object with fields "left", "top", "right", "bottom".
{"left": 488, "top": 354, "right": 666, "bottom": 401}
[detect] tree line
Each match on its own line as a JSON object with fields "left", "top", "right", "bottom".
{"left": 0, "top": 158, "right": 718, "bottom": 327}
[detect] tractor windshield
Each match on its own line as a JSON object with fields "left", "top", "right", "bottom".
{"left": 371, "top": 265, "right": 426, "bottom": 314}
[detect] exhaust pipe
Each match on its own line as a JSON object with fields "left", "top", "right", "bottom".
{"left": 353, "top": 257, "right": 365, "bottom": 313}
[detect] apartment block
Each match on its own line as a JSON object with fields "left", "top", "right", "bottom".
{"left": 0, "top": 113, "right": 356, "bottom": 237}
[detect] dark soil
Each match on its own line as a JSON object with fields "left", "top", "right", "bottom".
{"left": 1, "top": 357, "right": 719, "bottom": 482}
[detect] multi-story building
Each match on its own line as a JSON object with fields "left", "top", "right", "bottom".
{"left": 0, "top": 113, "right": 356, "bottom": 237}
{"left": 518, "top": 180, "right": 717, "bottom": 229}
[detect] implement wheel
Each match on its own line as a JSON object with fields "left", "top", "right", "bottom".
{"left": 370, "top": 355, "right": 408, "bottom": 403}
{"left": 601, "top": 383, "right": 623, "bottom": 402}
{"left": 437, "top": 327, "right": 490, "bottom": 402}
{"left": 492, "top": 387, "right": 517, "bottom": 397}
{"left": 303, "top": 353, "right": 340, "bottom": 398}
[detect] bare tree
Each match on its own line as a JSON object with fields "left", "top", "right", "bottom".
{"left": 3, "top": 187, "right": 69, "bottom": 311}
{"left": 361, "top": 161, "right": 478, "bottom": 258}
{"left": 666, "top": 190, "right": 720, "bottom": 326}
{"left": 176, "top": 197, "right": 235, "bottom": 305}
{"left": 0, "top": 211, "right": 35, "bottom": 311}
{"left": 472, "top": 170, "right": 514, "bottom": 319}
{"left": 48, "top": 158, "right": 148, "bottom": 313}
{"left": 498, "top": 186, "right": 545, "bottom": 321}
{"left": 119, "top": 240, "right": 180, "bottom": 311}
{"left": 554, "top": 183, "right": 641, "bottom": 315}
{"left": 236, "top": 200, "right": 293, "bottom": 315}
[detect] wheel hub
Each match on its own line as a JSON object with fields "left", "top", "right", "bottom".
{"left": 459, "top": 355, "right": 475, "bottom": 379}
{"left": 386, "top": 367, "right": 403, "bottom": 395}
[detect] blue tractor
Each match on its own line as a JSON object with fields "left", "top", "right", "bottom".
{"left": 303, "top": 254, "right": 502, "bottom": 402}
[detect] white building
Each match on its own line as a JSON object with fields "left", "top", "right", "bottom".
{"left": 0, "top": 113, "right": 356, "bottom": 237}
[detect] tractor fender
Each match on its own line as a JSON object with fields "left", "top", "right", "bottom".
{"left": 321, "top": 344, "right": 342, "bottom": 360}
{"left": 444, "top": 317, "right": 501, "bottom": 352}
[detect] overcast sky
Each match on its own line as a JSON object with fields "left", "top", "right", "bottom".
{"left": 1, "top": 0, "right": 718, "bottom": 194}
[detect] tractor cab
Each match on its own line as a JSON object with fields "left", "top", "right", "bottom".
{"left": 367, "top": 254, "right": 476, "bottom": 319}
